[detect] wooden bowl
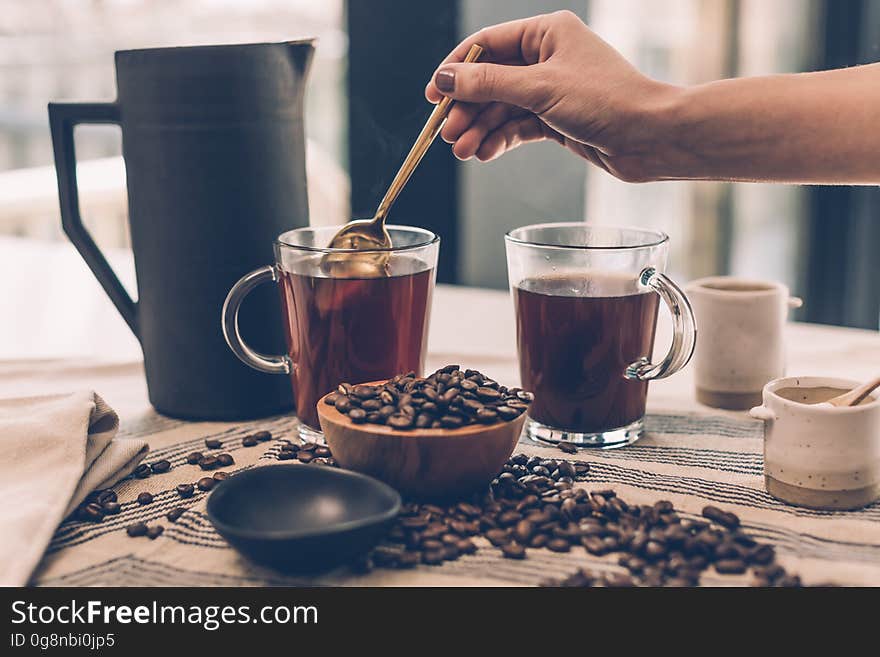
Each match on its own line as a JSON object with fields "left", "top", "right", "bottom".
{"left": 317, "top": 383, "right": 528, "bottom": 499}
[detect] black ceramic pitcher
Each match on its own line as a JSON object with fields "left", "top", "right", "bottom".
{"left": 48, "top": 41, "right": 314, "bottom": 420}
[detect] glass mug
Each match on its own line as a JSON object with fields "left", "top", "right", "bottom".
{"left": 222, "top": 225, "right": 439, "bottom": 439}
{"left": 505, "top": 223, "right": 696, "bottom": 448}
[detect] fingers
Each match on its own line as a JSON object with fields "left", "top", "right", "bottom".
{"left": 452, "top": 103, "right": 524, "bottom": 160}
{"left": 441, "top": 102, "right": 483, "bottom": 144}
{"left": 425, "top": 15, "right": 550, "bottom": 102}
{"left": 474, "top": 115, "right": 557, "bottom": 162}
{"left": 428, "top": 61, "right": 551, "bottom": 112}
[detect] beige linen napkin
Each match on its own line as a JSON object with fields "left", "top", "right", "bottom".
{"left": 0, "top": 391, "right": 148, "bottom": 586}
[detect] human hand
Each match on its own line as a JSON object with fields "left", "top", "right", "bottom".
{"left": 426, "top": 11, "right": 678, "bottom": 182}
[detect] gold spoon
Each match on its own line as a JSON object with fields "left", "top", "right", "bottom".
{"left": 826, "top": 375, "right": 880, "bottom": 407}
{"left": 322, "top": 44, "right": 483, "bottom": 275}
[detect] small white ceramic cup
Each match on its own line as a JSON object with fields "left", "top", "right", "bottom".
{"left": 685, "top": 276, "right": 802, "bottom": 410}
{"left": 750, "top": 376, "right": 880, "bottom": 510}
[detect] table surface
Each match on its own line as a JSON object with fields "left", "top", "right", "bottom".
{"left": 5, "top": 284, "right": 880, "bottom": 586}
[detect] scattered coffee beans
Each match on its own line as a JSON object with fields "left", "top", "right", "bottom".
{"left": 197, "top": 477, "right": 216, "bottom": 491}
{"left": 325, "top": 366, "right": 533, "bottom": 431}
{"left": 126, "top": 522, "right": 148, "bottom": 537}
{"left": 198, "top": 455, "right": 221, "bottom": 471}
{"left": 150, "top": 459, "right": 171, "bottom": 474}
{"left": 102, "top": 501, "right": 121, "bottom": 515}
{"left": 253, "top": 430, "right": 272, "bottom": 442}
{"left": 147, "top": 525, "right": 164, "bottom": 540}
{"left": 186, "top": 452, "right": 203, "bottom": 465}
{"left": 136, "top": 492, "right": 153, "bottom": 505}
{"left": 176, "top": 483, "right": 195, "bottom": 499}
{"left": 242, "top": 435, "right": 259, "bottom": 447}
{"left": 213, "top": 471, "right": 230, "bottom": 481}
{"left": 166, "top": 507, "right": 185, "bottom": 522}
{"left": 134, "top": 464, "right": 152, "bottom": 479}
{"left": 216, "top": 453, "right": 235, "bottom": 467}
{"left": 205, "top": 438, "right": 222, "bottom": 449}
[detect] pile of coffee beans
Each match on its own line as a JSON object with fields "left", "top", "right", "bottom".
{"left": 324, "top": 365, "right": 534, "bottom": 430}
{"left": 349, "top": 451, "right": 801, "bottom": 587}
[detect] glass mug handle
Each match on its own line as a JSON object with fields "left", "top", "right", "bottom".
{"left": 221, "top": 265, "right": 291, "bottom": 375}
{"left": 625, "top": 267, "right": 697, "bottom": 381}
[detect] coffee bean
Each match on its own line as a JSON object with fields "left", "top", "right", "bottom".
{"left": 137, "top": 492, "right": 154, "bottom": 505}
{"left": 213, "top": 471, "right": 230, "bottom": 481}
{"left": 702, "top": 505, "right": 740, "bottom": 530}
{"left": 198, "top": 455, "right": 221, "bottom": 470}
{"left": 397, "top": 552, "right": 420, "bottom": 568}
{"left": 242, "top": 435, "right": 259, "bottom": 447}
{"left": 513, "top": 520, "right": 534, "bottom": 543}
{"left": 147, "top": 525, "right": 164, "bottom": 540}
{"left": 715, "top": 559, "right": 747, "bottom": 575}
{"left": 277, "top": 451, "right": 296, "bottom": 460}
{"left": 176, "top": 483, "right": 194, "bottom": 498}
{"left": 205, "top": 438, "right": 222, "bottom": 449}
{"left": 748, "top": 544, "right": 775, "bottom": 565}
{"left": 134, "top": 464, "right": 152, "bottom": 479}
{"left": 126, "top": 522, "right": 148, "bottom": 537}
{"left": 186, "top": 451, "right": 203, "bottom": 465}
{"left": 197, "top": 477, "right": 216, "bottom": 491}
{"left": 501, "top": 542, "right": 526, "bottom": 559}
{"left": 97, "top": 490, "right": 117, "bottom": 505}
{"left": 352, "top": 385, "right": 378, "bottom": 399}
{"left": 495, "top": 406, "right": 520, "bottom": 421}
{"left": 558, "top": 441, "right": 578, "bottom": 454}
{"left": 440, "top": 415, "right": 463, "bottom": 429}
{"left": 422, "top": 550, "right": 444, "bottom": 566}
{"left": 166, "top": 507, "right": 185, "bottom": 522}
{"left": 253, "top": 430, "right": 272, "bottom": 442}
{"left": 150, "top": 459, "right": 171, "bottom": 474}
{"left": 297, "top": 451, "right": 314, "bottom": 463}
{"left": 216, "top": 453, "right": 234, "bottom": 467}
{"left": 81, "top": 503, "right": 105, "bottom": 522}
{"left": 388, "top": 414, "right": 413, "bottom": 429}
{"left": 547, "top": 538, "right": 571, "bottom": 553}
{"left": 102, "top": 501, "right": 121, "bottom": 515}
{"left": 476, "top": 387, "right": 501, "bottom": 401}
{"left": 485, "top": 529, "right": 510, "bottom": 546}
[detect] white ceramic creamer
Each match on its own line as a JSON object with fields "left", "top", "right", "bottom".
{"left": 750, "top": 376, "right": 880, "bottom": 510}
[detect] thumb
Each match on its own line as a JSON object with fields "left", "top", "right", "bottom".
{"left": 431, "top": 62, "right": 550, "bottom": 112}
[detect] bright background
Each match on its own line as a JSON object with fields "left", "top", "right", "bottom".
{"left": 0, "top": 0, "right": 877, "bottom": 361}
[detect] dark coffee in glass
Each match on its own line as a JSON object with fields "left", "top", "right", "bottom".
{"left": 278, "top": 257, "right": 432, "bottom": 429}
{"left": 505, "top": 224, "right": 696, "bottom": 448}
{"left": 223, "top": 225, "right": 439, "bottom": 439}
{"left": 515, "top": 273, "right": 660, "bottom": 433}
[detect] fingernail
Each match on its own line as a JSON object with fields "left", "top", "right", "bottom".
{"left": 435, "top": 68, "right": 455, "bottom": 93}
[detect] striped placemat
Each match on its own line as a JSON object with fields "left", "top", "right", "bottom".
{"left": 32, "top": 410, "right": 880, "bottom": 586}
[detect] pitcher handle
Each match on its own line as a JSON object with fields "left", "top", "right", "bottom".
{"left": 48, "top": 101, "right": 139, "bottom": 336}
{"left": 222, "top": 265, "right": 291, "bottom": 375}
{"left": 625, "top": 267, "right": 697, "bottom": 381}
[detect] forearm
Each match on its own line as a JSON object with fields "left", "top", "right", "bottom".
{"left": 643, "top": 63, "right": 880, "bottom": 184}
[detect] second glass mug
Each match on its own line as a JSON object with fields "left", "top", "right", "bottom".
{"left": 505, "top": 223, "right": 697, "bottom": 448}
{"left": 222, "top": 225, "right": 439, "bottom": 440}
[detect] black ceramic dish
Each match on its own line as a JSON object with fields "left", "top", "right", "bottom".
{"left": 207, "top": 465, "right": 401, "bottom": 573}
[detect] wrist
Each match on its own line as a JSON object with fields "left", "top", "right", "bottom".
{"left": 622, "top": 80, "right": 691, "bottom": 181}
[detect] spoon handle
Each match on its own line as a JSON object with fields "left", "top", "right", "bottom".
{"left": 829, "top": 375, "right": 880, "bottom": 407}
{"left": 373, "top": 44, "right": 483, "bottom": 223}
